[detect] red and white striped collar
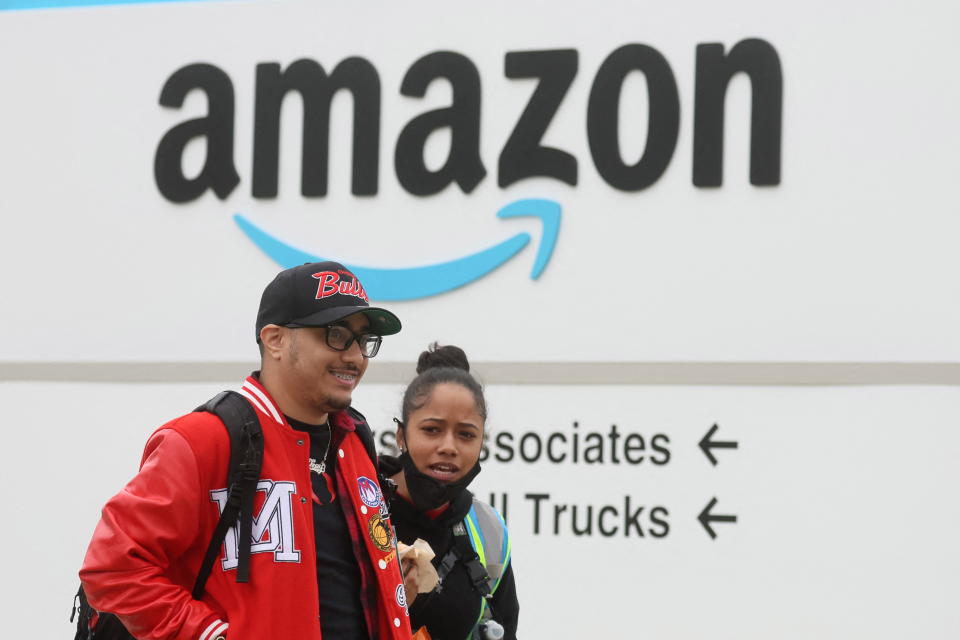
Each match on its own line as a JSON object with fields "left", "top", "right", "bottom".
{"left": 238, "top": 374, "right": 284, "bottom": 426}
{"left": 237, "top": 372, "right": 359, "bottom": 433}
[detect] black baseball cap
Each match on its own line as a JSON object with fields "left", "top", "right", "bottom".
{"left": 255, "top": 261, "right": 401, "bottom": 341}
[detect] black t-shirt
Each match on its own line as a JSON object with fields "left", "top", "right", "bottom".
{"left": 287, "top": 416, "right": 368, "bottom": 640}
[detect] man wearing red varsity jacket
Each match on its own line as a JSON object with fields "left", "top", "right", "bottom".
{"left": 80, "top": 262, "right": 414, "bottom": 640}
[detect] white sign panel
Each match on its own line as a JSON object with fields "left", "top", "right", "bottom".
{"left": 5, "top": 381, "right": 958, "bottom": 639}
{"left": 359, "top": 382, "right": 960, "bottom": 639}
{"left": 2, "top": 0, "right": 959, "bottom": 363}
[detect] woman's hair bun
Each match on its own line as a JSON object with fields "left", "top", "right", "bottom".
{"left": 416, "top": 342, "right": 470, "bottom": 374}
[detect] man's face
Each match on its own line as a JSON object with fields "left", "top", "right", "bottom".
{"left": 281, "top": 312, "right": 371, "bottom": 419}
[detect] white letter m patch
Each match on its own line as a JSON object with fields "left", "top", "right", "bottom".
{"left": 210, "top": 479, "right": 301, "bottom": 570}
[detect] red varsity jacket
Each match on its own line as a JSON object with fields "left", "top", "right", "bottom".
{"left": 80, "top": 375, "right": 412, "bottom": 640}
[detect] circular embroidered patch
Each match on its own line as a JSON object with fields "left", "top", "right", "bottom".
{"left": 368, "top": 513, "right": 393, "bottom": 552}
{"left": 357, "top": 476, "right": 382, "bottom": 508}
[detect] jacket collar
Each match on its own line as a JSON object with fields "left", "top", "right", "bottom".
{"left": 239, "top": 372, "right": 357, "bottom": 433}
{"left": 238, "top": 374, "right": 284, "bottom": 425}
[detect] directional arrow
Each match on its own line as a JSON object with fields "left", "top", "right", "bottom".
{"left": 698, "top": 423, "right": 738, "bottom": 466}
{"left": 698, "top": 497, "right": 737, "bottom": 540}
{"left": 233, "top": 198, "right": 562, "bottom": 301}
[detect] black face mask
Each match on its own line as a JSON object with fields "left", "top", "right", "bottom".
{"left": 398, "top": 451, "right": 481, "bottom": 511}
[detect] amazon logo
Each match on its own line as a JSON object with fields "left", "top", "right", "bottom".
{"left": 234, "top": 199, "right": 559, "bottom": 301}
{"left": 153, "top": 41, "right": 782, "bottom": 299}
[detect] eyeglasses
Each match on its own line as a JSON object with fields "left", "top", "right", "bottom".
{"left": 322, "top": 324, "right": 382, "bottom": 358}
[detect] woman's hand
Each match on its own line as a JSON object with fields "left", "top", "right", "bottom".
{"left": 401, "top": 554, "right": 420, "bottom": 605}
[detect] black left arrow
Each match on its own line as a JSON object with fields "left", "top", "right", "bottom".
{"left": 698, "top": 497, "right": 737, "bottom": 540}
{"left": 699, "top": 423, "right": 738, "bottom": 466}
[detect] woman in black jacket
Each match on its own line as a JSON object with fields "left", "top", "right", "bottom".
{"left": 381, "top": 344, "right": 519, "bottom": 640}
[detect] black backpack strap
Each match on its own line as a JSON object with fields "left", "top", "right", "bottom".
{"left": 346, "top": 406, "right": 378, "bottom": 465}
{"left": 436, "top": 521, "right": 493, "bottom": 599}
{"left": 434, "top": 520, "right": 498, "bottom": 639}
{"left": 191, "top": 390, "right": 263, "bottom": 597}
{"left": 71, "top": 584, "right": 137, "bottom": 640}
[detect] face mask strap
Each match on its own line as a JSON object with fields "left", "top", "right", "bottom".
{"left": 392, "top": 418, "right": 405, "bottom": 451}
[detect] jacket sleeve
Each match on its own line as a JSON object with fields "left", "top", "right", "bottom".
{"left": 79, "top": 428, "right": 229, "bottom": 640}
{"left": 492, "top": 560, "right": 520, "bottom": 640}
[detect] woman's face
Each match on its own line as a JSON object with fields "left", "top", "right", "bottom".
{"left": 399, "top": 382, "right": 484, "bottom": 484}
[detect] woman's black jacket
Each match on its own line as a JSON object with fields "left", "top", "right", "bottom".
{"left": 381, "top": 457, "right": 519, "bottom": 640}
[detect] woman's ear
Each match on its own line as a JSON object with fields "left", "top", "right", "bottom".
{"left": 393, "top": 419, "right": 406, "bottom": 453}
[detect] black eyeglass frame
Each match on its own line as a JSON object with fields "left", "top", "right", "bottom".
{"left": 316, "top": 323, "right": 383, "bottom": 358}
